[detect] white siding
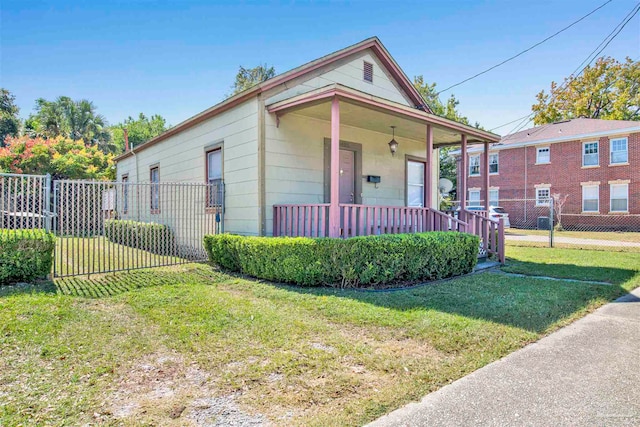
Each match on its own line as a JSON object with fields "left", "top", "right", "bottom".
{"left": 116, "top": 98, "right": 260, "bottom": 235}
{"left": 265, "top": 49, "right": 413, "bottom": 106}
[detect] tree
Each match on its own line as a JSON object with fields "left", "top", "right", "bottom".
{"left": 25, "top": 96, "right": 116, "bottom": 153}
{"left": 230, "top": 64, "right": 276, "bottom": 95}
{"left": 551, "top": 193, "right": 569, "bottom": 231}
{"left": 532, "top": 57, "right": 640, "bottom": 124}
{"left": 0, "top": 89, "right": 21, "bottom": 146}
{"left": 0, "top": 135, "right": 115, "bottom": 180}
{"left": 111, "top": 113, "right": 168, "bottom": 153}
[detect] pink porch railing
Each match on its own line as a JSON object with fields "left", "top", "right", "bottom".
{"left": 458, "top": 209, "right": 505, "bottom": 263}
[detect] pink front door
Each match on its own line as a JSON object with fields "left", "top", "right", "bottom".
{"left": 339, "top": 149, "right": 355, "bottom": 204}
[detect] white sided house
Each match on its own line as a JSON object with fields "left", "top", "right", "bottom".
{"left": 115, "top": 37, "right": 502, "bottom": 257}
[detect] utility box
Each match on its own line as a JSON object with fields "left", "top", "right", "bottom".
{"left": 537, "top": 216, "right": 550, "bottom": 230}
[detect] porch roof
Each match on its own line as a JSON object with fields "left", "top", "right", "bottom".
{"left": 267, "top": 84, "right": 500, "bottom": 147}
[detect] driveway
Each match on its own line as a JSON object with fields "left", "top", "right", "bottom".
{"left": 368, "top": 287, "right": 640, "bottom": 427}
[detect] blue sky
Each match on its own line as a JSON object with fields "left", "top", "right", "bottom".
{"left": 1, "top": 0, "right": 638, "bottom": 134}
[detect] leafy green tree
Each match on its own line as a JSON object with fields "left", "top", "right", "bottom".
{"left": 0, "top": 135, "right": 114, "bottom": 180}
{"left": 532, "top": 57, "right": 640, "bottom": 124}
{"left": 0, "top": 89, "right": 21, "bottom": 146}
{"left": 111, "top": 113, "right": 168, "bottom": 153}
{"left": 230, "top": 64, "right": 276, "bottom": 95}
{"left": 25, "top": 96, "right": 116, "bottom": 153}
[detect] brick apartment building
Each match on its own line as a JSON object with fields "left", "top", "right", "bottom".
{"left": 454, "top": 118, "right": 640, "bottom": 231}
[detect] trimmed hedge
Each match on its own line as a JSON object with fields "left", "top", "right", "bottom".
{"left": 104, "top": 220, "right": 176, "bottom": 255}
{"left": 204, "top": 232, "right": 479, "bottom": 287}
{"left": 0, "top": 229, "right": 55, "bottom": 285}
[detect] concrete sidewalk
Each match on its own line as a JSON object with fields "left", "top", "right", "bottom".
{"left": 369, "top": 288, "right": 640, "bottom": 427}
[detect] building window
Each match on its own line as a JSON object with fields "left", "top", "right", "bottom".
{"left": 582, "top": 141, "right": 599, "bottom": 167}
{"left": 468, "top": 190, "right": 481, "bottom": 207}
{"left": 407, "top": 160, "right": 425, "bottom": 207}
{"left": 610, "top": 183, "right": 628, "bottom": 212}
{"left": 363, "top": 61, "right": 373, "bottom": 82}
{"left": 469, "top": 155, "right": 480, "bottom": 176}
{"left": 489, "top": 189, "right": 499, "bottom": 207}
{"left": 206, "top": 148, "right": 223, "bottom": 208}
{"left": 582, "top": 185, "right": 599, "bottom": 213}
{"left": 536, "top": 187, "right": 550, "bottom": 206}
{"left": 489, "top": 153, "right": 499, "bottom": 174}
{"left": 610, "top": 137, "right": 628, "bottom": 164}
{"left": 536, "top": 147, "right": 550, "bottom": 164}
{"left": 121, "top": 174, "right": 129, "bottom": 214}
{"left": 150, "top": 166, "right": 160, "bottom": 213}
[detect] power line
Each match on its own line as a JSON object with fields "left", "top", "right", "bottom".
{"left": 437, "top": 0, "right": 613, "bottom": 95}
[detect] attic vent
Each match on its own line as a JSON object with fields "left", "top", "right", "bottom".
{"left": 363, "top": 61, "right": 373, "bottom": 82}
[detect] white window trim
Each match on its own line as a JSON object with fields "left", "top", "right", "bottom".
{"left": 468, "top": 189, "right": 481, "bottom": 207}
{"left": 469, "top": 155, "right": 480, "bottom": 177}
{"left": 609, "top": 137, "right": 628, "bottom": 165}
{"left": 609, "top": 183, "right": 629, "bottom": 213}
{"left": 536, "top": 146, "right": 550, "bottom": 164}
{"left": 535, "top": 186, "right": 551, "bottom": 206}
{"left": 582, "top": 141, "right": 599, "bottom": 168}
{"left": 581, "top": 184, "right": 599, "bottom": 213}
{"left": 406, "top": 159, "right": 425, "bottom": 208}
{"left": 489, "top": 153, "right": 499, "bottom": 175}
{"left": 489, "top": 188, "right": 499, "bottom": 206}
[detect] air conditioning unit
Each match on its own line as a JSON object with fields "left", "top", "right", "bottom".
{"left": 537, "top": 216, "right": 551, "bottom": 230}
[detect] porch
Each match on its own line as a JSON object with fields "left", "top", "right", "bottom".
{"left": 265, "top": 84, "right": 504, "bottom": 262}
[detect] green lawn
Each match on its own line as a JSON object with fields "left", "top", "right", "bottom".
{"left": 1, "top": 247, "right": 638, "bottom": 426}
{"left": 508, "top": 228, "right": 640, "bottom": 243}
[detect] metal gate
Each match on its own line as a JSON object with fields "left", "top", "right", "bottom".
{"left": 52, "top": 180, "right": 224, "bottom": 277}
{"left": 0, "top": 173, "right": 52, "bottom": 231}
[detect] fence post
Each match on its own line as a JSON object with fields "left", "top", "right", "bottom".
{"left": 549, "top": 197, "right": 554, "bottom": 248}
{"left": 44, "top": 173, "right": 52, "bottom": 232}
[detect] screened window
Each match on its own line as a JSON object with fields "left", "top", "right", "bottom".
{"left": 122, "top": 174, "right": 129, "bottom": 214}
{"left": 583, "top": 142, "right": 599, "bottom": 167}
{"left": 206, "top": 149, "right": 223, "bottom": 208}
{"left": 610, "top": 138, "right": 628, "bottom": 164}
{"left": 489, "top": 153, "right": 499, "bottom": 174}
{"left": 610, "top": 183, "right": 628, "bottom": 212}
{"left": 469, "top": 155, "right": 480, "bottom": 176}
{"left": 468, "top": 190, "right": 481, "bottom": 207}
{"left": 536, "top": 147, "right": 550, "bottom": 164}
{"left": 489, "top": 189, "right": 499, "bottom": 207}
{"left": 407, "top": 160, "right": 425, "bottom": 207}
{"left": 536, "top": 187, "right": 550, "bottom": 206}
{"left": 582, "top": 185, "right": 599, "bottom": 212}
{"left": 150, "top": 166, "right": 160, "bottom": 212}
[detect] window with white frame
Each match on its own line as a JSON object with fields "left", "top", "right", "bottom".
{"left": 468, "top": 190, "right": 481, "bottom": 207}
{"left": 536, "top": 187, "right": 550, "bottom": 206}
{"left": 582, "top": 141, "right": 599, "bottom": 166}
{"left": 610, "top": 183, "right": 628, "bottom": 212}
{"left": 121, "top": 174, "right": 129, "bottom": 214}
{"left": 407, "top": 160, "right": 425, "bottom": 207}
{"left": 610, "top": 137, "right": 628, "bottom": 164}
{"left": 489, "top": 153, "right": 499, "bottom": 174}
{"left": 469, "top": 155, "right": 480, "bottom": 176}
{"left": 582, "top": 185, "right": 599, "bottom": 212}
{"left": 489, "top": 189, "right": 499, "bottom": 206}
{"left": 536, "top": 147, "right": 550, "bottom": 164}
{"left": 150, "top": 166, "right": 160, "bottom": 213}
{"left": 206, "top": 148, "right": 223, "bottom": 208}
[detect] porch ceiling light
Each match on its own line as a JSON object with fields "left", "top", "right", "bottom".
{"left": 388, "top": 126, "right": 398, "bottom": 156}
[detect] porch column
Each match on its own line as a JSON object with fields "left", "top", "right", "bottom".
{"left": 460, "top": 134, "right": 468, "bottom": 210}
{"left": 425, "top": 124, "right": 433, "bottom": 209}
{"left": 483, "top": 141, "right": 490, "bottom": 208}
{"left": 329, "top": 96, "right": 340, "bottom": 238}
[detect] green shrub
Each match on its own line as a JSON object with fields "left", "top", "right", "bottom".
{"left": 104, "top": 220, "right": 176, "bottom": 255}
{"left": 204, "top": 232, "right": 479, "bottom": 288}
{"left": 0, "top": 229, "right": 55, "bottom": 285}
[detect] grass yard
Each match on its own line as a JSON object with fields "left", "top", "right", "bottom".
{"left": 1, "top": 247, "right": 638, "bottom": 426}
{"left": 508, "top": 228, "right": 640, "bottom": 243}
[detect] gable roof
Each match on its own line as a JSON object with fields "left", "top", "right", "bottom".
{"left": 115, "top": 37, "right": 429, "bottom": 161}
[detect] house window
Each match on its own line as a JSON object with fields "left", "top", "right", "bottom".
{"left": 610, "top": 183, "right": 628, "bottom": 212}
{"left": 121, "top": 174, "right": 129, "bottom": 214}
{"left": 489, "top": 153, "right": 499, "bottom": 174}
{"left": 150, "top": 166, "right": 160, "bottom": 213}
{"left": 363, "top": 61, "right": 373, "bottom": 83}
{"left": 610, "top": 137, "right": 628, "bottom": 164}
{"left": 468, "top": 190, "right": 481, "bottom": 207}
{"left": 536, "top": 147, "right": 550, "bottom": 164}
{"left": 407, "top": 160, "right": 425, "bottom": 207}
{"left": 536, "top": 187, "right": 550, "bottom": 206}
{"left": 469, "top": 155, "right": 480, "bottom": 176}
{"left": 489, "top": 189, "right": 499, "bottom": 207}
{"left": 582, "top": 141, "right": 599, "bottom": 167}
{"left": 206, "top": 148, "right": 223, "bottom": 208}
{"left": 582, "top": 185, "right": 599, "bottom": 213}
